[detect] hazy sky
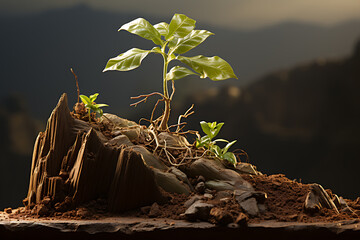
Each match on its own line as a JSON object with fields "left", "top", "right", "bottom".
{"left": 0, "top": 0, "right": 360, "bottom": 29}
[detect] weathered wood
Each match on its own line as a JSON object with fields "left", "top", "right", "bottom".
{"left": 23, "top": 94, "right": 170, "bottom": 212}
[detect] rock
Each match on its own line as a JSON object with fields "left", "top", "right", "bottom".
{"left": 197, "top": 175, "right": 205, "bottom": 183}
{"left": 119, "top": 128, "right": 141, "bottom": 141}
{"left": 234, "top": 189, "right": 267, "bottom": 204}
{"left": 235, "top": 212, "right": 249, "bottom": 226}
{"left": 129, "top": 145, "right": 168, "bottom": 171}
{"left": 205, "top": 180, "right": 238, "bottom": 191}
{"left": 235, "top": 162, "right": 259, "bottom": 175}
{"left": 210, "top": 207, "right": 234, "bottom": 225}
{"left": 4, "top": 208, "right": 12, "bottom": 214}
{"left": 238, "top": 198, "right": 259, "bottom": 217}
{"left": 187, "top": 158, "right": 253, "bottom": 191}
{"left": 107, "top": 134, "right": 134, "bottom": 146}
{"left": 184, "top": 200, "right": 214, "bottom": 221}
{"left": 214, "top": 190, "right": 232, "bottom": 200}
{"left": 148, "top": 203, "right": 161, "bottom": 218}
{"left": 195, "top": 182, "right": 206, "bottom": 193}
{"left": 184, "top": 195, "right": 203, "bottom": 208}
{"left": 304, "top": 184, "right": 339, "bottom": 214}
{"left": 152, "top": 168, "right": 191, "bottom": 195}
{"left": 158, "top": 132, "right": 191, "bottom": 148}
{"left": 170, "top": 167, "right": 193, "bottom": 191}
{"left": 101, "top": 113, "right": 138, "bottom": 128}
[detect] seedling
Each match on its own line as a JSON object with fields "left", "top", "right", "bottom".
{"left": 103, "top": 13, "right": 237, "bottom": 131}
{"left": 196, "top": 121, "right": 238, "bottom": 166}
{"left": 79, "top": 93, "right": 108, "bottom": 122}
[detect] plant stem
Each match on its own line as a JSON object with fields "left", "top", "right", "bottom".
{"left": 88, "top": 110, "right": 91, "bottom": 122}
{"left": 159, "top": 54, "right": 171, "bottom": 131}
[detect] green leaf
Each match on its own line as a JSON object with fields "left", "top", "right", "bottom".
{"left": 212, "top": 145, "right": 221, "bottom": 157}
{"left": 151, "top": 46, "right": 163, "bottom": 54}
{"left": 214, "top": 139, "right": 229, "bottom": 143}
{"left": 171, "top": 30, "right": 213, "bottom": 54}
{"left": 200, "top": 121, "right": 212, "bottom": 137}
{"left": 95, "top": 104, "right": 109, "bottom": 108}
{"left": 80, "top": 95, "right": 91, "bottom": 105}
{"left": 177, "top": 55, "right": 238, "bottom": 80}
{"left": 166, "top": 14, "right": 196, "bottom": 40}
{"left": 166, "top": 66, "right": 199, "bottom": 81}
{"left": 89, "top": 93, "right": 99, "bottom": 102}
{"left": 209, "top": 122, "right": 217, "bottom": 129}
{"left": 211, "top": 122, "right": 224, "bottom": 139}
{"left": 103, "top": 48, "right": 151, "bottom": 72}
{"left": 222, "top": 140, "right": 237, "bottom": 154}
{"left": 153, "top": 22, "right": 169, "bottom": 36}
{"left": 223, "top": 152, "right": 237, "bottom": 166}
{"left": 119, "top": 18, "right": 163, "bottom": 46}
{"left": 196, "top": 135, "right": 211, "bottom": 148}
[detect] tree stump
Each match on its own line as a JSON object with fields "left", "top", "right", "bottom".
{"left": 23, "top": 93, "right": 164, "bottom": 212}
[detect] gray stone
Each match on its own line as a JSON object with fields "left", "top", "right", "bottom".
{"left": 184, "top": 195, "right": 203, "bottom": 208}
{"left": 239, "top": 198, "right": 259, "bottom": 217}
{"left": 119, "top": 128, "right": 141, "bottom": 141}
{"left": 234, "top": 189, "right": 267, "bottom": 203}
{"left": 235, "top": 162, "right": 259, "bottom": 175}
{"left": 170, "top": 167, "right": 193, "bottom": 191}
{"left": 101, "top": 114, "right": 138, "bottom": 128}
{"left": 188, "top": 158, "right": 253, "bottom": 191}
{"left": 128, "top": 145, "right": 168, "bottom": 171}
{"left": 184, "top": 200, "right": 214, "bottom": 221}
{"left": 195, "top": 182, "right": 206, "bottom": 193}
{"left": 205, "top": 180, "right": 237, "bottom": 191}
{"left": 107, "top": 134, "right": 134, "bottom": 146}
{"left": 152, "top": 168, "right": 191, "bottom": 195}
{"left": 158, "top": 132, "right": 191, "bottom": 148}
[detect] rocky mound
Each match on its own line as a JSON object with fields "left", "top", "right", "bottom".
{"left": 3, "top": 94, "right": 360, "bottom": 227}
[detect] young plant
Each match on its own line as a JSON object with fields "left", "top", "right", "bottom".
{"left": 196, "top": 121, "right": 238, "bottom": 167}
{"left": 103, "top": 13, "right": 237, "bottom": 131}
{"left": 79, "top": 93, "right": 108, "bottom": 122}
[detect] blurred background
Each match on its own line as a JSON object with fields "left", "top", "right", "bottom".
{"left": 1, "top": 0, "right": 360, "bottom": 209}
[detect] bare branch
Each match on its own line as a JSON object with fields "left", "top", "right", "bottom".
{"left": 70, "top": 68, "right": 80, "bottom": 103}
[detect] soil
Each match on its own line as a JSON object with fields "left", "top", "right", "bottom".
{"left": 3, "top": 101, "right": 360, "bottom": 226}
{"left": 5, "top": 173, "right": 360, "bottom": 225}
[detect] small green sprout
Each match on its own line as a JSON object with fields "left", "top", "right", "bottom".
{"left": 196, "top": 121, "right": 238, "bottom": 167}
{"left": 79, "top": 93, "right": 108, "bottom": 122}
